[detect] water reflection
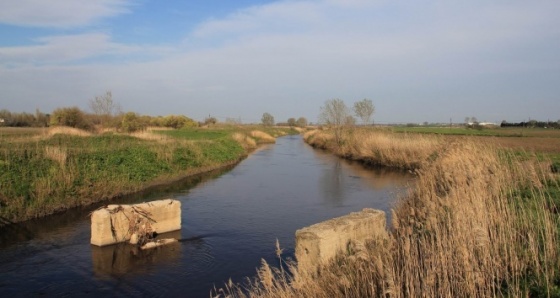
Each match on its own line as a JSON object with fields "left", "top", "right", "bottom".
{"left": 92, "top": 230, "right": 182, "bottom": 277}
{"left": 320, "top": 159, "right": 347, "bottom": 206}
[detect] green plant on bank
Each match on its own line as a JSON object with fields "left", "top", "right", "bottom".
{"left": 215, "top": 128, "right": 560, "bottom": 297}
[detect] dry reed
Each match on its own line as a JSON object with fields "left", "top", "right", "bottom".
{"left": 44, "top": 146, "right": 67, "bottom": 167}
{"left": 129, "top": 131, "right": 171, "bottom": 142}
{"left": 233, "top": 132, "right": 258, "bottom": 150}
{"left": 250, "top": 130, "right": 276, "bottom": 143}
{"left": 47, "top": 126, "right": 92, "bottom": 137}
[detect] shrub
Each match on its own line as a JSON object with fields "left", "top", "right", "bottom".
{"left": 50, "top": 107, "right": 91, "bottom": 130}
{"left": 120, "top": 112, "right": 147, "bottom": 133}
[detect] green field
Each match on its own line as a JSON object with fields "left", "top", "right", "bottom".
{"left": 392, "top": 126, "right": 560, "bottom": 137}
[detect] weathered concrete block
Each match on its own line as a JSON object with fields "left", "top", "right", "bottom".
{"left": 295, "top": 208, "right": 386, "bottom": 273}
{"left": 91, "top": 199, "right": 181, "bottom": 246}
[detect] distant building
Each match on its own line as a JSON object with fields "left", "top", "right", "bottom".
{"left": 467, "top": 122, "right": 497, "bottom": 127}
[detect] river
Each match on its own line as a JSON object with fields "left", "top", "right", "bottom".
{"left": 0, "top": 135, "right": 412, "bottom": 297}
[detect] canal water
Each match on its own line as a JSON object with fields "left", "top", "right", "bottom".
{"left": 0, "top": 135, "right": 412, "bottom": 297}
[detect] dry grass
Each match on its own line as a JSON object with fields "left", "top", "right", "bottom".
{"left": 233, "top": 132, "right": 258, "bottom": 150}
{"left": 129, "top": 131, "right": 172, "bottom": 143}
{"left": 47, "top": 126, "right": 92, "bottom": 137}
{"left": 306, "top": 128, "right": 445, "bottom": 171}
{"left": 250, "top": 130, "right": 276, "bottom": 143}
{"left": 216, "top": 129, "right": 559, "bottom": 297}
{"left": 44, "top": 146, "right": 67, "bottom": 167}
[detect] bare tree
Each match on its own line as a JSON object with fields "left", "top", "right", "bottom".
{"left": 89, "top": 91, "right": 121, "bottom": 126}
{"left": 261, "top": 112, "right": 275, "bottom": 126}
{"left": 353, "top": 98, "right": 375, "bottom": 125}
{"left": 320, "top": 98, "right": 351, "bottom": 145}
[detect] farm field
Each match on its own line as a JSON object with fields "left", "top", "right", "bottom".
{"left": 392, "top": 126, "right": 560, "bottom": 163}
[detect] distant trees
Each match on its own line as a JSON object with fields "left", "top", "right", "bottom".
{"left": 296, "top": 117, "right": 308, "bottom": 128}
{"left": 500, "top": 120, "right": 560, "bottom": 129}
{"left": 353, "top": 98, "right": 375, "bottom": 125}
{"left": 261, "top": 112, "right": 275, "bottom": 126}
{"left": 203, "top": 116, "right": 218, "bottom": 126}
{"left": 0, "top": 109, "right": 49, "bottom": 127}
{"left": 50, "top": 107, "right": 91, "bottom": 130}
{"left": 319, "top": 98, "right": 352, "bottom": 145}
{"left": 464, "top": 116, "right": 478, "bottom": 125}
{"left": 287, "top": 118, "right": 296, "bottom": 127}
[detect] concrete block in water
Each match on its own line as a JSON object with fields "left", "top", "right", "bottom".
{"left": 295, "top": 208, "right": 386, "bottom": 273}
{"left": 91, "top": 199, "right": 181, "bottom": 246}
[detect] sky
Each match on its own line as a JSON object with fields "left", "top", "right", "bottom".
{"left": 0, "top": 0, "right": 559, "bottom": 124}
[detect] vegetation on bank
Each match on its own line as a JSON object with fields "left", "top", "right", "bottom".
{"left": 218, "top": 127, "right": 560, "bottom": 297}
{"left": 0, "top": 125, "right": 296, "bottom": 225}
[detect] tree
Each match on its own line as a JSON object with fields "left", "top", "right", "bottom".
{"left": 203, "top": 116, "right": 217, "bottom": 126}
{"left": 319, "top": 98, "right": 351, "bottom": 145}
{"left": 287, "top": 118, "right": 296, "bottom": 127}
{"left": 50, "top": 107, "right": 91, "bottom": 130}
{"left": 261, "top": 112, "right": 275, "bottom": 126}
{"left": 120, "top": 112, "right": 147, "bottom": 133}
{"left": 296, "top": 117, "right": 308, "bottom": 128}
{"left": 89, "top": 91, "right": 121, "bottom": 126}
{"left": 353, "top": 98, "right": 375, "bottom": 125}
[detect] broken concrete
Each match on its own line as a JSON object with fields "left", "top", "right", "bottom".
{"left": 141, "top": 238, "right": 178, "bottom": 250}
{"left": 295, "top": 208, "right": 387, "bottom": 273}
{"left": 90, "top": 199, "right": 181, "bottom": 246}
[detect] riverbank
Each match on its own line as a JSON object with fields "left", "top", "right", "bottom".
{"left": 223, "top": 127, "right": 560, "bottom": 297}
{"left": 0, "top": 125, "right": 296, "bottom": 226}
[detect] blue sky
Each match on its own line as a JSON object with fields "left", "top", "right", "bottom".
{"left": 1, "top": 0, "right": 559, "bottom": 124}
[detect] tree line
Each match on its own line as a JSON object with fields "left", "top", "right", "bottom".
{"left": 0, "top": 91, "right": 198, "bottom": 132}
{"left": 501, "top": 120, "right": 560, "bottom": 129}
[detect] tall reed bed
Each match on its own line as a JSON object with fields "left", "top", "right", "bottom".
{"left": 217, "top": 128, "right": 559, "bottom": 297}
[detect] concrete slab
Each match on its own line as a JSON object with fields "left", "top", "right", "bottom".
{"left": 91, "top": 199, "right": 181, "bottom": 246}
{"left": 295, "top": 208, "right": 387, "bottom": 273}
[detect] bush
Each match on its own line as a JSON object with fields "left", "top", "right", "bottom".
{"left": 163, "top": 115, "right": 197, "bottom": 129}
{"left": 120, "top": 112, "right": 147, "bottom": 133}
{"left": 50, "top": 107, "right": 91, "bottom": 130}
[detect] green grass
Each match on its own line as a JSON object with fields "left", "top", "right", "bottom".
{"left": 156, "top": 128, "right": 232, "bottom": 140}
{"left": 0, "top": 125, "right": 298, "bottom": 223}
{"left": 391, "top": 126, "right": 560, "bottom": 138}
{"left": 0, "top": 130, "right": 249, "bottom": 223}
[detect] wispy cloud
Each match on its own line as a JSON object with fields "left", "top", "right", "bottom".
{"left": 0, "top": 33, "right": 141, "bottom": 65}
{"left": 0, "top": 0, "right": 131, "bottom": 28}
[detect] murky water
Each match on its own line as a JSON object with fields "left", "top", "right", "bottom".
{"left": 0, "top": 135, "right": 412, "bottom": 297}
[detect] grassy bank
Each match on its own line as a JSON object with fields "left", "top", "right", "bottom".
{"left": 218, "top": 128, "right": 560, "bottom": 297}
{"left": 0, "top": 126, "right": 295, "bottom": 225}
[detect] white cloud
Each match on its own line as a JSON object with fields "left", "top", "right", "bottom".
{"left": 0, "top": 0, "right": 131, "bottom": 28}
{"left": 0, "top": 32, "right": 176, "bottom": 66}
